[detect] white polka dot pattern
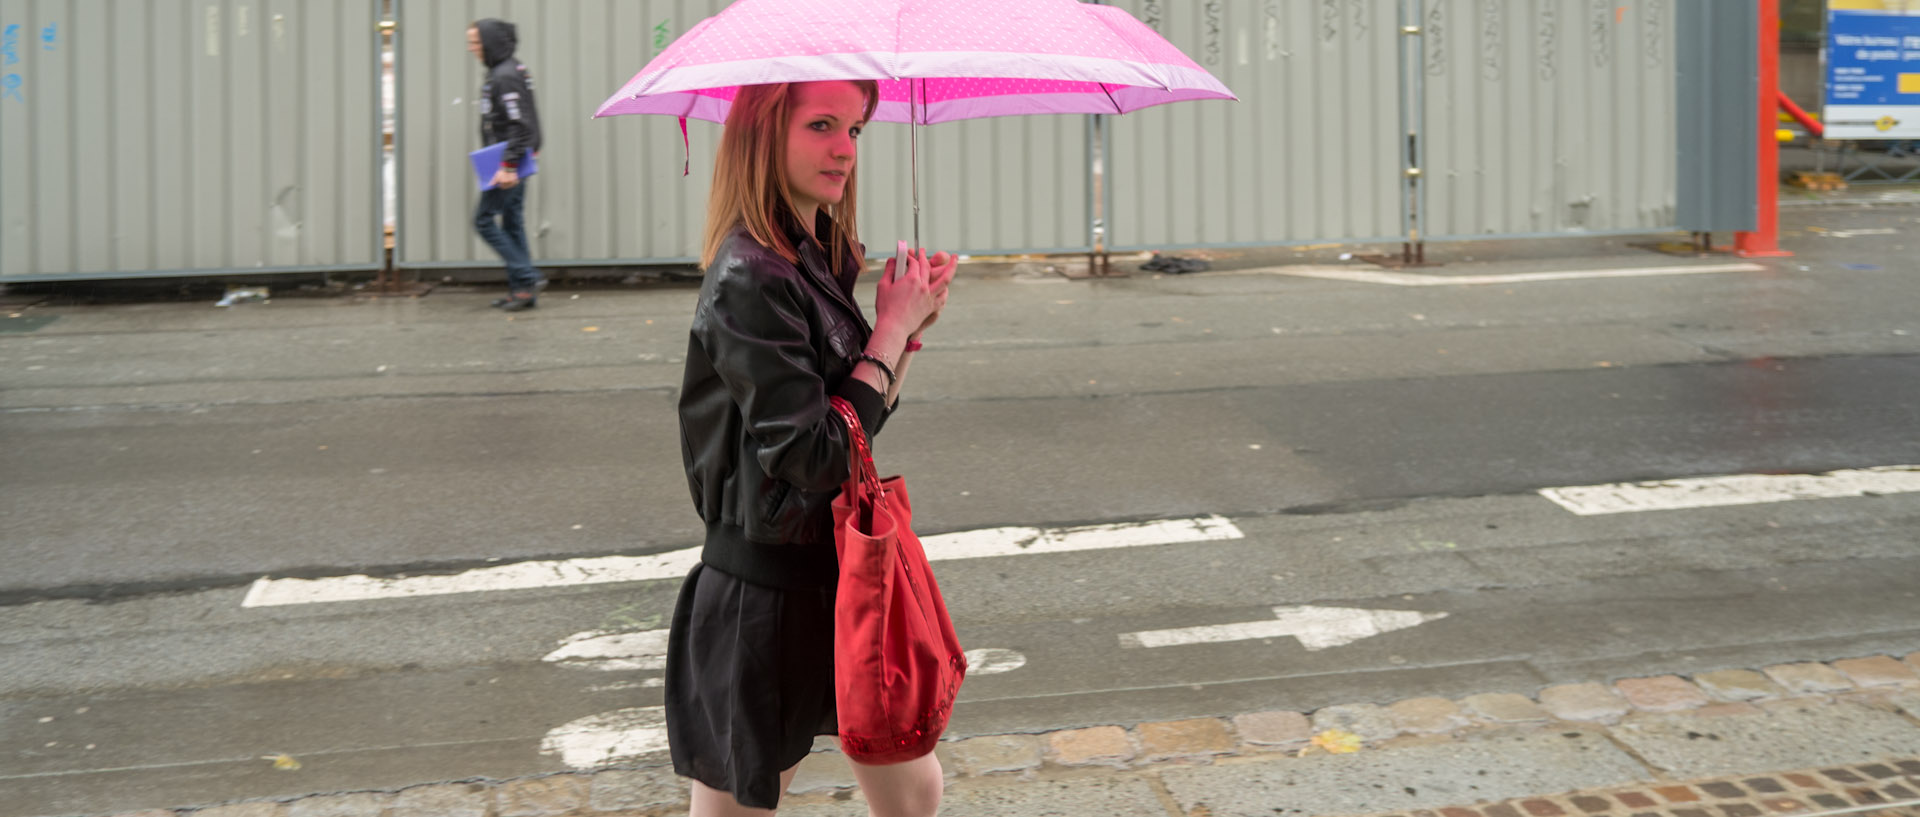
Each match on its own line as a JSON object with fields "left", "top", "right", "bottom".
{"left": 592, "top": 0, "right": 1236, "bottom": 122}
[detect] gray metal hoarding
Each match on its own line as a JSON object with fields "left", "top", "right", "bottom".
{"left": 1100, "top": 0, "right": 1408, "bottom": 251}
{"left": 395, "top": 0, "right": 724, "bottom": 268}
{"left": 0, "top": 0, "right": 384, "bottom": 282}
{"left": 857, "top": 113, "right": 1092, "bottom": 259}
{"left": 1418, "top": 0, "right": 1681, "bottom": 240}
{"left": 1675, "top": 0, "right": 1756, "bottom": 232}
{"left": 4, "top": 1, "right": 1752, "bottom": 282}
{"left": 394, "top": 0, "right": 1088, "bottom": 269}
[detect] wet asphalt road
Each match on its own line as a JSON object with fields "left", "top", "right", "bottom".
{"left": 1, "top": 202, "right": 1917, "bottom": 815}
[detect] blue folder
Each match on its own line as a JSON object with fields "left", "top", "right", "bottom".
{"left": 470, "top": 142, "right": 538, "bottom": 191}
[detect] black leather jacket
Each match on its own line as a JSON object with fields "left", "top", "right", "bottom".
{"left": 678, "top": 211, "right": 890, "bottom": 590}
{"left": 473, "top": 19, "right": 541, "bottom": 170}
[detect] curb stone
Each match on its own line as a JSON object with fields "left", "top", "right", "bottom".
{"left": 1695, "top": 670, "right": 1789, "bottom": 702}
{"left": 66, "top": 653, "right": 1920, "bottom": 817}
{"left": 1539, "top": 683, "right": 1632, "bottom": 723}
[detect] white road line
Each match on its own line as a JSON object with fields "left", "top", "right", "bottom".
{"left": 1119, "top": 605, "right": 1448, "bottom": 651}
{"left": 240, "top": 547, "right": 703, "bottom": 608}
{"left": 242, "top": 515, "right": 1244, "bottom": 607}
{"left": 1264, "top": 262, "right": 1764, "bottom": 287}
{"left": 541, "top": 706, "right": 669, "bottom": 768}
{"left": 547, "top": 627, "right": 1031, "bottom": 679}
{"left": 1539, "top": 465, "right": 1920, "bottom": 515}
{"left": 963, "top": 648, "right": 1029, "bottom": 676}
{"left": 544, "top": 629, "right": 671, "bottom": 672}
{"left": 923, "top": 515, "right": 1243, "bottom": 561}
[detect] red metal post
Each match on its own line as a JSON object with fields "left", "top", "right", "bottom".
{"left": 1737, "top": 0, "right": 1792, "bottom": 257}
{"left": 1778, "top": 90, "right": 1824, "bottom": 137}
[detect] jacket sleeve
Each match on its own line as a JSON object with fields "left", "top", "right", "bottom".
{"left": 693, "top": 261, "right": 887, "bottom": 493}
{"left": 493, "top": 69, "right": 539, "bottom": 169}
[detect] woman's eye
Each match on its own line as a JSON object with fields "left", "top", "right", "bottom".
{"left": 810, "top": 121, "right": 830, "bottom": 132}
{"left": 850, "top": 126, "right": 863, "bottom": 139}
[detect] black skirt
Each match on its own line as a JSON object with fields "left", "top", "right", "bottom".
{"left": 664, "top": 562, "right": 838, "bottom": 810}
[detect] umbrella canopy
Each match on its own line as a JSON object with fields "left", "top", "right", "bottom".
{"left": 592, "top": 0, "right": 1234, "bottom": 124}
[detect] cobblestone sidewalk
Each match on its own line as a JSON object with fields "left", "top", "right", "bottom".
{"left": 67, "top": 652, "right": 1920, "bottom": 817}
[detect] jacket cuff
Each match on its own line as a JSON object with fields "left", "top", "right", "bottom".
{"left": 835, "top": 379, "right": 887, "bottom": 440}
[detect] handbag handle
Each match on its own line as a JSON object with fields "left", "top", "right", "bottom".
{"left": 829, "top": 397, "right": 884, "bottom": 509}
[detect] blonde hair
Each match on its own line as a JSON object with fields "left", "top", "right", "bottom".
{"left": 699, "top": 81, "right": 880, "bottom": 274}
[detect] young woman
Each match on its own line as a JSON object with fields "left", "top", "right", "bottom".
{"left": 666, "top": 80, "right": 956, "bottom": 816}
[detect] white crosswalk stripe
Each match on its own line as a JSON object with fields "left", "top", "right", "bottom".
{"left": 241, "top": 516, "right": 1244, "bottom": 607}
{"left": 1539, "top": 465, "right": 1920, "bottom": 515}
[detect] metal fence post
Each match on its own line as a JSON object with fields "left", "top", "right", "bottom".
{"left": 1735, "top": 0, "right": 1791, "bottom": 257}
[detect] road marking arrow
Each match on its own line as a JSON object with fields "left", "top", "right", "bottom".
{"left": 544, "top": 629, "right": 670, "bottom": 672}
{"left": 1118, "top": 605, "right": 1448, "bottom": 651}
{"left": 542, "top": 706, "right": 668, "bottom": 768}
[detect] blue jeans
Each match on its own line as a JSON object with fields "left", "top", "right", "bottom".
{"left": 474, "top": 182, "right": 542, "bottom": 296}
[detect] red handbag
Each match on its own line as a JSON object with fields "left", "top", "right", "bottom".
{"left": 828, "top": 396, "right": 967, "bottom": 764}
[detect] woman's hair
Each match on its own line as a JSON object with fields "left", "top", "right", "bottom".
{"left": 699, "top": 81, "right": 880, "bottom": 274}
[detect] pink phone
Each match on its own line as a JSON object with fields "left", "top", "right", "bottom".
{"left": 895, "top": 240, "right": 911, "bottom": 275}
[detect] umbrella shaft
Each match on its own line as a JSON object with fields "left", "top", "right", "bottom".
{"left": 911, "top": 79, "right": 921, "bottom": 251}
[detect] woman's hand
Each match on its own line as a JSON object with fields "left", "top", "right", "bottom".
{"left": 875, "top": 248, "right": 946, "bottom": 343}
{"left": 913, "top": 252, "right": 957, "bottom": 338}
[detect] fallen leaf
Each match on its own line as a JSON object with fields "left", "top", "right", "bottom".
{"left": 263, "top": 753, "right": 302, "bottom": 770}
{"left": 1299, "top": 729, "right": 1363, "bottom": 756}
{"left": 582, "top": 326, "right": 600, "bottom": 333}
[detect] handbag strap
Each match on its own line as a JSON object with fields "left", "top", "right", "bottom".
{"left": 829, "top": 396, "right": 883, "bottom": 507}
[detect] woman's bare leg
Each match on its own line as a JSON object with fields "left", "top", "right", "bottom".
{"left": 687, "top": 763, "right": 804, "bottom": 816}
{"left": 846, "top": 752, "right": 944, "bottom": 817}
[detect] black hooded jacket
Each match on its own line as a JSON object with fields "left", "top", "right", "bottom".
{"left": 678, "top": 209, "right": 892, "bottom": 590}
{"left": 473, "top": 19, "right": 541, "bottom": 170}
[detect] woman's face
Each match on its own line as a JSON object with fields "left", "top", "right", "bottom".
{"left": 783, "top": 82, "right": 869, "bottom": 219}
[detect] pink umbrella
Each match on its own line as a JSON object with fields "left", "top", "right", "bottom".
{"left": 593, "top": 0, "right": 1234, "bottom": 247}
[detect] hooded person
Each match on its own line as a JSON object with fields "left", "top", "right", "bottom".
{"left": 467, "top": 18, "right": 545, "bottom": 310}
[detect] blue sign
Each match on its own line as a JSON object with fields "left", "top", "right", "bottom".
{"left": 1824, "top": 1, "right": 1920, "bottom": 139}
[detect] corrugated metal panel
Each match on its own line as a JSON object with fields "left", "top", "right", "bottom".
{"left": 396, "top": 0, "right": 1087, "bottom": 268}
{"left": 1418, "top": 0, "right": 1680, "bottom": 240}
{"left": 0, "top": 0, "right": 383, "bottom": 282}
{"left": 396, "top": 0, "right": 729, "bottom": 268}
{"left": 856, "top": 113, "right": 1091, "bottom": 258}
{"left": 1675, "top": 0, "right": 1755, "bottom": 232}
{"left": 1102, "top": 0, "right": 1405, "bottom": 251}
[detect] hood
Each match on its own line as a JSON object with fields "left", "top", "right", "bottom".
{"left": 473, "top": 18, "right": 516, "bottom": 68}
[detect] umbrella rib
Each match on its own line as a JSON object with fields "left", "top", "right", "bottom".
{"left": 892, "top": 1, "right": 907, "bottom": 83}
{"left": 1100, "top": 83, "right": 1122, "bottom": 115}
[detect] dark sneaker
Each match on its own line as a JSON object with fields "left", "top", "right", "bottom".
{"left": 499, "top": 296, "right": 537, "bottom": 312}
{"left": 490, "top": 297, "right": 515, "bottom": 308}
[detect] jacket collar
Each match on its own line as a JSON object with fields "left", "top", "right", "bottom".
{"left": 774, "top": 206, "right": 869, "bottom": 335}
{"left": 779, "top": 207, "right": 855, "bottom": 296}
